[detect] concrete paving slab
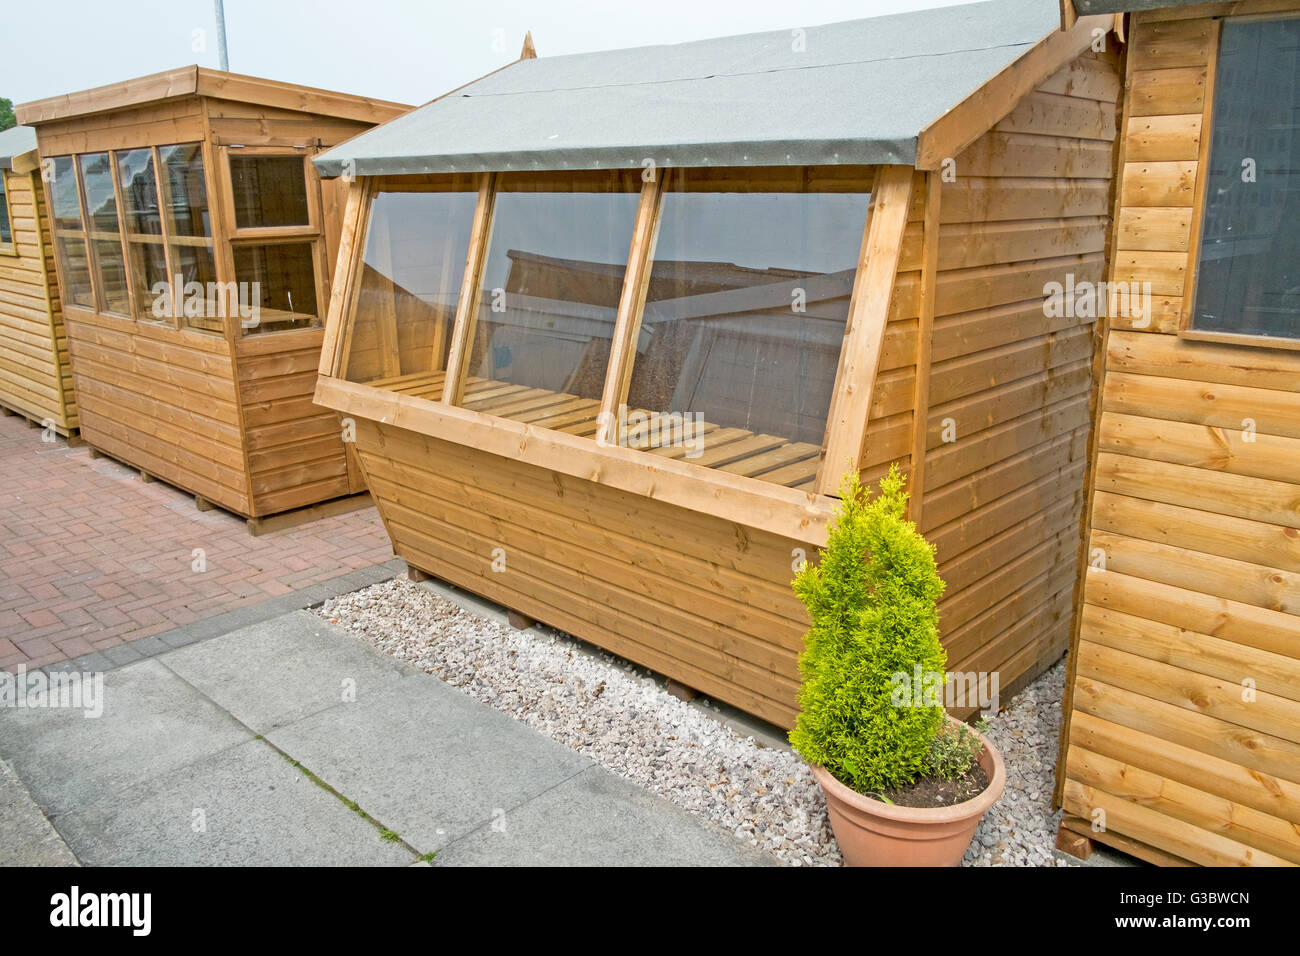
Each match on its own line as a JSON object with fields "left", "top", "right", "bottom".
{"left": 4, "top": 607, "right": 777, "bottom": 867}
{"left": 160, "top": 611, "right": 411, "bottom": 733}
{"left": 0, "top": 758, "right": 78, "bottom": 866}
{"left": 0, "top": 659, "right": 250, "bottom": 817}
{"left": 52, "top": 739, "right": 413, "bottom": 866}
{"left": 436, "top": 765, "right": 777, "bottom": 867}
{"left": 267, "top": 671, "right": 591, "bottom": 853}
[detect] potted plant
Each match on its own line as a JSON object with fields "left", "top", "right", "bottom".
{"left": 789, "top": 466, "right": 1005, "bottom": 866}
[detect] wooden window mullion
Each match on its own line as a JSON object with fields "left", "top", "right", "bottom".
{"left": 815, "top": 164, "right": 914, "bottom": 497}
{"left": 107, "top": 150, "right": 140, "bottom": 321}
{"left": 596, "top": 174, "right": 664, "bottom": 446}
{"left": 324, "top": 178, "right": 371, "bottom": 378}
{"left": 440, "top": 171, "right": 496, "bottom": 407}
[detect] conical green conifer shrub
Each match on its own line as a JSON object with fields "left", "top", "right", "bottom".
{"left": 789, "top": 465, "right": 947, "bottom": 793}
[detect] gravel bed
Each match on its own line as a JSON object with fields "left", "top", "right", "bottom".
{"left": 962, "top": 660, "right": 1069, "bottom": 866}
{"left": 319, "top": 577, "right": 1067, "bottom": 867}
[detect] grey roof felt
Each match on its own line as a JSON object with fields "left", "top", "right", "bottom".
{"left": 315, "top": 0, "right": 1062, "bottom": 178}
{"left": 0, "top": 126, "right": 38, "bottom": 168}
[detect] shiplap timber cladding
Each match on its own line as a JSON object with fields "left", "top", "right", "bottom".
{"left": 923, "top": 45, "right": 1121, "bottom": 710}
{"left": 0, "top": 164, "right": 76, "bottom": 435}
{"left": 16, "top": 69, "right": 406, "bottom": 521}
{"left": 315, "top": 30, "right": 1124, "bottom": 727}
{"left": 1055, "top": 4, "right": 1300, "bottom": 867}
{"left": 1107, "top": 11, "right": 1216, "bottom": 331}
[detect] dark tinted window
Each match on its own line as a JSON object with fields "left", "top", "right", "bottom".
{"left": 1193, "top": 17, "right": 1300, "bottom": 341}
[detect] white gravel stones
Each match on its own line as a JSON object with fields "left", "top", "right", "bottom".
{"left": 319, "top": 577, "right": 1067, "bottom": 867}
{"left": 962, "top": 660, "right": 1070, "bottom": 867}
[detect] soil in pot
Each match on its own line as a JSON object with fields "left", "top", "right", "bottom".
{"left": 873, "top": 763, "right": 989, "bottom": 809}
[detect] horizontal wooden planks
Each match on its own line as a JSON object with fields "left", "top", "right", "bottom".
{"left": 65, "top": 314, "right": 250, "bottom": 512}
{"left": 921, "top": 44, "right": 1119, "bottom": 711}
{"left": 0, "top": 169, "right": 73, "bottom": 431}
{"left": 355, "top": 417, "right": 808, "bottom": 726}
{"left": 235, "top": 337, "right": 354, "bottom": 516}
{"left": 1058, "top": 13, "right": 1300, "bottom": 864}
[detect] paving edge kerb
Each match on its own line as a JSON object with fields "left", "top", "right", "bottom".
{"left": 36, "top": 559, "right": 407, "bottom": 676}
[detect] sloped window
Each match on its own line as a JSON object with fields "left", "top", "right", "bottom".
{"left": 1192, "top": 17, "right": 1300, "bottom": 342}
{"left": 117, "top": 148, "right": 170, "bottom": 322}
{"left": 623, "top": 169, "right": 871, "bottom": 488}
{"left": 79, "top": 153, "right": 130, "bottom": 316}
{"left": 459, "top": 171, "right": 640, "bottom": 430}
{"left": 160, "top": 144, "right": 220, "bottom": 335}
{"left": 343, "top": 181, "right": 479, "bottom": 390}
{"left": 49, "top": 156, "right": 94, "bottom": 310}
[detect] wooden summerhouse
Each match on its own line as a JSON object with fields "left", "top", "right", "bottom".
{"left": 14, "top": 68, "right": 408, "bottom": 528}
{"left": 1055, "top": 0, "right": 1300, "bottom": 867}
{"left": 312, "top": 0, "right": 1122, "bottom": 727}
{"left": 0, "top": 125, "right": 75, "bottom": 438}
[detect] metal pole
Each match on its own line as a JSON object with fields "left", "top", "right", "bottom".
{"left": 214, "top": 0, "right": 230, "bottom": 71}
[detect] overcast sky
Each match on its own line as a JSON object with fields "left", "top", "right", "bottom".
{"left": 2, "top": 0, "right": 980, "bottom": 108}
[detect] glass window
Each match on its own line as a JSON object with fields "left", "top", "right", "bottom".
{"left": 623, "top": 170, "right": 870, "bottom": 487}
{"left": 343, "top": 185, "right": 479, "bottom": 388}
{"left": 160, "top": 144, "right": 211, "bottom": 239}
{"left": 462, "top": 172, "right": 639, "bottom": 428}
{"left": 0, "top": 172, "right": 13, "bottom": 250}
{"left": 230, "top": 155, "right": 309, "bottom": 229}
{"left": 230, "top": 152, "right": 326, "bottom": 337}
{"left": 1192, "top": 17, "right": 1300, "bottom": 342}
{"left": 49, "top": 156, "right": 94, "bottom": 309}
{"left": 159, "top": 144, "right": 220, "bottom": 334}
{"left": 117, "top": 148, "right": 170, "bottom": 321}
{"left": 79, "top": 153, "right": 130, "bottom": 316}
{"left": 233, "top": 242, "right": 319, "bottom": 333}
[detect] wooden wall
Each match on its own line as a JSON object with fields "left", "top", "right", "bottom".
{"left": 355, "top": 417, "right": 811, "bottom": 727}
{"left": 921, "top": 47, "right": 1122, "bottom": 704}
{"left": 0, "top": 167, "right": 75, "bottom": 433}
{"left": 237, "top": 330, "right": 360, "bottom": 517}
{"left": 1057, "top": 7, "right": 1300, "bottom": 867}
{"left": 68, "top": 312, "right": 250, "bottom": 513}
{"left": 33, "top": 100, "right": 206, "bottom": 156}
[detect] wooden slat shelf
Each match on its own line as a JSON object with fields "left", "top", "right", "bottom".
{"left": 357, "top": 369, "right": 822, "bottom": 488}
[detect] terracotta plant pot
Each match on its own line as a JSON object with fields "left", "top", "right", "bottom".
{"left": 812, "top": 716, "right": 1006, "bottom": 867}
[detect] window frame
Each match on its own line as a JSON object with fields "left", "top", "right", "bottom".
{"left": 321, "top": 163, "right": 913, "bottom": 517}
{"left": 219, "top": 146, "right": 329, "bottom": 338}
{"left": 444, "top": 168, "right": 643, "bottom": 415}
{"left": 158, "top": 141, "right": 222, "bottom": 337}
{"left": 113, "top": 145, "right": 171, "bottom": 324}
{"left": 44, "top": 142, "right": 226, "bottom": 334}
{"left": 0, "top": 169, "right": 15, "bottom": 257}
{"left": 76, "top": 151, "right": 133, "bottom": 318}
{"left": 335, "top": 173, "right": 480, "bottom": 385}
{"left": 1181, "top": 12, "right": 1300, "bottom": 352}
{"left": 46, "top": 154, "right": 98, "bottom": 312}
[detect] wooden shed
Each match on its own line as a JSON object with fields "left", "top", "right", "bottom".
{"left": 0, "top": 125, "right": 76, "bottom": 438}
{"left": 14, "top": 68, "right": 408, "bottom": 529}
{"left": 311, "top": 0, "right": 1122, "bottom": 727}
{"left": 1055, "top": 0, "right": 1300, "bottom": 867}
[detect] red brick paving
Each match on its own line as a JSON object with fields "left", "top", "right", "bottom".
{"left": 0, "top": 414, "right": 395, "bottom": 669}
